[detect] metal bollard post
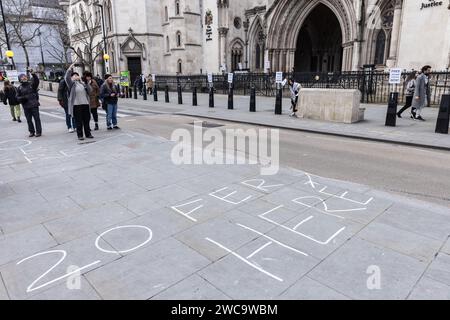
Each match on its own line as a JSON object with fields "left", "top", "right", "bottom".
{"left": 435, "top": 94, "right": 450, "bottom": 134}
{"left": 249, "top": 87, "right": 256, "bottom": 112}
{"left": 165, "top": 85, "right": 170, "bottom": 103}
{"left": 209, "top": 86, "right": 214, "bottom": 108}
{"left": 153, "top": 85, "right": 158, "bottom": 101}
{"left": 228, "top": 85, "right": 234, "bottom": 110}
{"left": 143, "top": 84, "right": 147, "bottom": 101}
{"left": 385, "top": 92, "right": 398, "bottom": 127}
{"left": 178, "top": 84, "right": 183, "bottom": 105}
{"left": 134, "top": 86, "right": 138, "bottom": 99}
{"left": 275, "top": 84, "right": 282, "bottom": 115}
{"left": 193, "top": 86, "right": 198, "bottom": 106}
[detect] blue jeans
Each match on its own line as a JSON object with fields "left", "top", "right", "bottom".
{"left": 62, "top": 105, "right": 76, "bottom": 129}
{"left": 106, "top": 103, "right": 118, "bottom": 128}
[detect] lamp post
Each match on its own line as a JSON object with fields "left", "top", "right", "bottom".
{"left": 95, "top": 3, "right": 109, "bottom": 74}
{"left": 38, "top": 30, "right": 46, "bottom": 74}
{"left": 0, "top": 0, "right": 15, "bottom": 69}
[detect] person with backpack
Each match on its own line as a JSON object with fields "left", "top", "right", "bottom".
{"left": 2, "top": 80, "right": 22, "bottom": 123}
{"left": 57, "top": 76, "right": 76, "bottom": 133}
{"left": 100, "top": 74, "right": 121, "bottom": 130}
{"left": 397, "top": 71, "right": 418, "bottom": 118}
{"left": 16, "top": 68, "right": 42, "bottom": 137}
{"left": 65, "top": 63, "right": 94, "bottom": 141}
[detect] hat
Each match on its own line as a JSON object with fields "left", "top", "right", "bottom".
{"left": 18, "top": 73, "right": 27, "bottom": 79}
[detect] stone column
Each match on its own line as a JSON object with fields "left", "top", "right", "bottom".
{"left": 218, "top": 27, "right": 229, "bottom": 70}
{"left": 386, "top": 0, "right": 403, "bottom": 68}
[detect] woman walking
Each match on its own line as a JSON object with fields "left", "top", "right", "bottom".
{"left": 146, "top": 74, "right": 154, "bottom": 95}
{"left": 65, "top": 63, "right": 94, "bottom": 141}
{"left": 2, "top": 80, "right": 21, "bottom": 123}
{"left": 397, "top": 71, "right": 418, "bottom": 118}
{"left": 100, "top": 74, "right": 121, "bottom": 131}
{"left": 83, "top": 71, "right": 101, "bottom": 131}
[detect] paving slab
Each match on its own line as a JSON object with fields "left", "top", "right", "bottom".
{"left": 408, "top": 276, "right": 450, "bottom": 300}
{"left": 423, "top": 253, "right": 450, "bottom": 286}
{"left": 151, "top": 274, "right": 230, "bottom": 300}
{"left": 0, "top": 233, "right": 118, "bottom": 300}
{"left": 307, "top": 237, "right": 428, "bottom": 299}
{"left": 27, "top": 276, "right": 101, "bottom": 300}
{"left": 85, "top": 237, "right": 210, "bottom": 300}
{"left": 0, "top": 274, "right": 9, "bottom": 300}
{"left": 278, "top": 276, "right": 350, "bottom": 300}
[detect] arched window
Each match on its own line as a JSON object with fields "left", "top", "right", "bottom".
{"left": 255, "top": 44, "right": 261, "bottom": 70}
{"left": 166, "top": 36, "right": 170, "bottom": 52}
{"left": 177, "top": 59, "right": 182, "bottom": 74}
{"left": 175, "top": 0, "right": 180, "bottom": 16}
{"left": 106, "top": 1, "right": 113, "bottom": 32}
{"left": 165, "top": 6, "right": 169, "bottom": 21}
{"left": 374, "top": 30, "right": 386, "bottom": 65}
{"left": 176, "top": 31, "right": 182, "bottom": 47}
{"left": 231, "top": 40, "right": 244, "bottom": 71}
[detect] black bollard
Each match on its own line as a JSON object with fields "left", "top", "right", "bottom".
{"left": 153, "top": 86, "right": 158, "bottom": 101}
{"left": 134, "top": 86, "right": 138, "bottom": 99}
{"left": 228, "top": 86, "right": 234, "bottom": 110}
{"left": 193, "top": 86, "right": 198, "bottom": 106}
{"left": 275, "top": 87, "right": 282, "bottom": 115}
{"left": 177, "top": 84, "right": 183, "bottom": 105}
{"left": 143, "top": 85, "right": 147, "bottom": 101}
{"left": 165, "top": 85, "right": 170, "bottom": 103}
{"left": 209, "top": 87, "right": 214, "bottom": 108}
{"left": 385, "top": 92, "right": 398, "bottom": 127}
{"left": 249, "top": 87, "right": 256, "bottom": 112}
{"left": 435, "top": 94, "right": 450, "bottom": 134}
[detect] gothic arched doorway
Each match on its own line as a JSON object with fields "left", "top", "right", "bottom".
{"left": 294, "top": 3, "right": 343, "bottom": 72}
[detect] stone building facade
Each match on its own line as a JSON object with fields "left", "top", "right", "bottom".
{"left": 64, "top": 0, "right": 450, "bottom": 78}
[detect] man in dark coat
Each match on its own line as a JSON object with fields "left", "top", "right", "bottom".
{"left": 16, "top": 69, "right": 42, "bottom": 137}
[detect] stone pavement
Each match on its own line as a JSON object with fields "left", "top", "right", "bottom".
{"left": 40, "top": 89, "right": 450, "bottom": 150}
{"left": 1, "top": 104, "right": 450, "bottom": 300}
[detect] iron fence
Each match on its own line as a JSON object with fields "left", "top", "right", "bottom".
{"left": 152, "top": 71, "right": 450, "bottom": 106}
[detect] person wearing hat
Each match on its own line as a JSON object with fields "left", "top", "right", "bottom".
{"left": 16, "top": 69, "right": 42, "bottom": 137}
{"left": 65, "top": 63, "right": 94, "bottom": 141}
{"left": 2, "top": 79, "right": 22, "bottom": 123}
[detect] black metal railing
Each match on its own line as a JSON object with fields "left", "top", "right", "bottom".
{"left": 151, "top": 71, "right": 450, "bottom": 106}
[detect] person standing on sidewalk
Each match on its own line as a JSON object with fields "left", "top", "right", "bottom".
{"left": 83, "top": 71, "right": 101, "bottom": 131}
{"left": 287, "top": 78, "right": 301, "bottom": 118}
{"left": 100, "top": 74, "right": 121, "bottom": 131}
{"left": 65, "top": 63, "right": 94, "bottom": 141}
{"left": 397, "top": 71, "right": 418, "bottom": 118}
{"left": 411, "top": 65, "right": 432, "bottom": 121}
{"left": 146, "top": 74, "right": 154, "bottom": 95}
{"left": 57, "top": 76, "right": 76, "bottom": 133}
{"left": 16, "top": 69, "right": 42, "bottom": 137}
{"left": 2, "top": 80, "right": 22, "bottom": 123}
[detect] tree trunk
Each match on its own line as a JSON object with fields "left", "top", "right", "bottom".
{"left": 21, "top": 44, "right": 30, "bottom": 68}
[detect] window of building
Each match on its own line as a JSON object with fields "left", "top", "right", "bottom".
{"left": 374, "top": 30, "right": 386, "bottom": 65}
{"left": 255, "top": 44, "right": 261, "bottom": 70}
{"left": 176, "top": 31, "right": 182, "bottom": 47}
{"left": 165, "top": 6, "right": 169, "bottom": 21}
{"left": 177, "top": 59, "right": 182, "bottom": 74}
{"left": 166, "top": 36, "right": 170, "bottom": 52}
{"left": 107, "top": 1, "right": 113, "bottom": 32}
{"left": 231, "top": 41, "right": 244, "bottom": 71}
{"left": 175, "top": 0, "right": 180, "bottom": 16}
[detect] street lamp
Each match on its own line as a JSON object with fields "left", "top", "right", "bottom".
{"left": 38, "top": 30, "right": 46, "bottom": 74}
{"left": 94, "top": 2, "right": 109, "bottom": 74}
{"left": 0, "top": 0, "right": 15, "bottom": 69}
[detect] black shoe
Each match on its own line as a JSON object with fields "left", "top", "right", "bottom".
{"left": 113, "top": 126, "right": 120, "bottom": 130}
{"left": 86, "top": 135, "right": 94, "bottom": 139}
{"left": 12, "top": 118, "right": 17, "bottom": 121}
{"left": 107, "top": 127, "right": 113, "bottom": 131}
{"left": 35, "top": 133, "right": 42, "bottom": 137}
{"left": 94, "top": 123, "right": 99, "bottom": 130}
{"left": 17, "top": 118, "right": 22, "bottom": 123}
{"left": 78, "top": 137, "right": 85, "bottom": 141}
{"left": 416, "top": 116, "right": 426, "bottom": 121}
{"left": 29, "top": 133, "right": 35, "bottom": 137}
{"left": 397, "top": 113, "right": 402, "bottom": 118}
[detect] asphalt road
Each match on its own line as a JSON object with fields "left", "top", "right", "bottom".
{"left": 38, "top": 95, "right": 450, "bottom": 207}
